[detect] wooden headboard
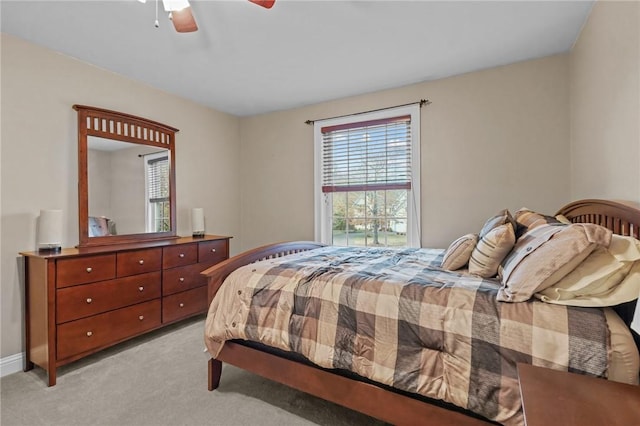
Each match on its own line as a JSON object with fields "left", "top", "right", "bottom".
{"left": 557, "top": 199, "right": 640, "bottom": 239}
{"left": 557, "top": 199, "right": 640, "bottom": 350}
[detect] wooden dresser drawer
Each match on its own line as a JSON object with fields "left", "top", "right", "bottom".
{"left": 116, "top": 248, "right": 162, "bottom": 277}
{"left": 56, "top": 254, "right": 116, "bottom": 288}
{"left": 162, "top": 263, "right": 211, "bottom": 296}
{"left": 57, "top": 299, "right": 161, "bottom": 360}
{"left": 162, "top": 286, "right": 208, "bottom": 324}
{"left": 56, "top": 272, "right": 161, "bottom": 324}
{"left": 162, "top": 243, "right": 197, "bottom": 269}
{"left": 198, "top": 240, "right": 228, "bottom": 264}
{"left": 22, "top": 235, "right": 231, "bottom": 386}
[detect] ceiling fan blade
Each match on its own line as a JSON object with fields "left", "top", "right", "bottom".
{"left": 249, "top": 0, "right": 275, "bottom": 9}
{"left": 171, "top": 6, "right": 198, "bottom": 33}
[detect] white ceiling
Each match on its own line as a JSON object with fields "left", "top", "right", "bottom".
{"left": 1, "top": 0, "right": 594, "bottom": 117}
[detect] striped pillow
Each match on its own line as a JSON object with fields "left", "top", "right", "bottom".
{"left": 441, "top": 234, "right": 478, "bottom": 271}
{"left": 497, "top": 223, "right": 613, "bottom": 302}
{"left": 469, "top": 223, "right": 516, "bottom": 278}
{"left": 479, "top": 209, "right": 516, "bottom": 239}
{"left": 514, "top": 208, "right": 561, "bottom": 238}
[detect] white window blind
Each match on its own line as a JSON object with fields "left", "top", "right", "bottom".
{"left": 321, "top": 115, "right": 412, "bottom": 193}
{"left": 147, "top": 156, "right": 169, "bottom": 203}
{"left": 314, "top": 104, "right": 421, "bottom": 248}
{"left": 146, "top": 154, "right": 170, "bottom": 232}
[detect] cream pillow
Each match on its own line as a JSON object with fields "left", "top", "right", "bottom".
{"left": 497, "top": 223, "right": 613, "bottom": 302}
{"left": 441, "top": 234, "right": 478, "bottom": 271}
{"left": 468, "top": 223, "right": 515, "bottom": 278}
{"left": 536, "top": 262, "right": 640, "bottom": 308}
{"left": 537, "top": 234, "right": 640, "bottom": 306}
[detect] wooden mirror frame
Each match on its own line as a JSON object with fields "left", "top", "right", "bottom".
{"left": 74, "top": 105, "right": 179, "bottom": 247}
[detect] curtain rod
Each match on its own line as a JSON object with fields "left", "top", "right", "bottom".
{"left": 304, "top": 99, "right": 431, "bottom": 125}
{"left": 137, "top": 150, "right": 167, "bottom": 157}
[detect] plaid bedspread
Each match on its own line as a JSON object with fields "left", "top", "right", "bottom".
{"left": 204, "top": 246, "right": 610, "bottom": 425}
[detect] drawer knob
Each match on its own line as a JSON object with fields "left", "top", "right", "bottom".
{"left": 179, "top": 303, "right": 184, "bottom": 308}
{"left": 138, "top": 286, "right": 144, "bottom": 292}
{"left": 138, "top": 260, "right": 144, "bottom": 265}
{"left": 86, "top": 267, "right": 92, "bottom": 273}
{"left": 179, "top": 253, "right": 185, "bottom": 258}
{"left": 86, "top": 298, "right": 93, "bottom": 304}
{"left": 179, "top": 277, "right": 185, "bottom": 282}
{"left": 211, "top": 248, "right": 216, "bottom": 253}
{"left": 138, "top": 315, "right": 144, "bottom": 321}
{"left": 86, "top": 331, "right": 93, "bottom": 337}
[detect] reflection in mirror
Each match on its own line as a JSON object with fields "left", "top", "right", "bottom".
{"left": 75, "top": 104, "right": 178, "bottom": 247}
{"left": 87, "top": 137, "right": 170, "bottom": 237}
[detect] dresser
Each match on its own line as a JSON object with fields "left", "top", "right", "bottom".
{"left": 21, "top": 235, "right": 231, "bottom": 386}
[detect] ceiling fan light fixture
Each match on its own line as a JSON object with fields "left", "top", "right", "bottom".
{"left": 139, "top": 0, "right": 273, "bottom": 34}
{"left": 162, "top": 0, "right": 190, "bottom": 12}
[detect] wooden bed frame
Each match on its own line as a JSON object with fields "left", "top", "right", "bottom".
{"left": 201, "top": 199, "right": 640, "bottom": 425}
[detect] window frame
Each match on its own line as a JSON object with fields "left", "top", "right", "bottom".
{"left": 314, "top": 104, "right": 421, "bottom": 247}
{"left": 144, "top": 151, "right": 170, "bottom": 233}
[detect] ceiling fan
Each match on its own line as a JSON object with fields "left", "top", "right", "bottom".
{"left": 139, "top": 0, "right": 275, "bottom": 33}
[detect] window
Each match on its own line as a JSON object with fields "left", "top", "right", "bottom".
{"left": 145, "top": 152, "right": 170, "bottom": 232}
{"left": 314, "top": 105, "right": 421, "bottom": 247}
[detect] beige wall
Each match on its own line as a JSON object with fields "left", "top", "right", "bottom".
{"left": 88, "top": 144, "right": 149, "bottom": 235}
{"left": 87, "top": 149, "right": 114, "bottom": 220}
{"left": 0, "top": 34, "right": 242, "bottom": 358}
{"left": 569, "top": 0, "right": 640, "bottom": 201}
{"left": 3, "top": 0, "right": 636, "bottom": 364}
{"left": 239, "top": 55, "right": 571, "bottom": 252}
{"left": 107, "top": 145, "right": 148, "bottom": 235}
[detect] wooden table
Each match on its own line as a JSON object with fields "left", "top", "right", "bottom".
{"left": 517, "top": 363, "right": 640, "bottom": 426}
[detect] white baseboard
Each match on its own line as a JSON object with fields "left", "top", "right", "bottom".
{"left": 0, "top": 353, "right": 25, "bottom": 378}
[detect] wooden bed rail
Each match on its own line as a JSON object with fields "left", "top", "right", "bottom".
{"left": 201, "top": 241, "right": 325, "bottom": 303}
{"left": 207, "top": 343, "right": 490, "bottom": 426}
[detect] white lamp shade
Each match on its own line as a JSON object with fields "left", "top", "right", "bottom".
{"left": 163, "top": 0, "right": 190, "bottom": 12}
{"left": 191, "top": 208, "right": 205, "bottom": 234}
{"left": 39, "top": 209, "right": 63, "bottom": 247}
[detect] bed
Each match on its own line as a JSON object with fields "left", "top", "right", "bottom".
{"left": 201, "top": 199, "right": 640, "bottom": 425}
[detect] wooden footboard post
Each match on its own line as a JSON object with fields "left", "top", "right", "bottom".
{"left": 208, "top": 358, "right": 222, "bottom": 391}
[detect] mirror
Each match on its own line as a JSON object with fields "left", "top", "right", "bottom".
{"left": 75, "top": 105, "right": 178, "bottom": 247}
{"left": 87, "top": 137, "right": 171, "bottom": 237}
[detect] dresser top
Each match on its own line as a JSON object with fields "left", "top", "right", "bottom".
{"left": 20, "top": 235, "right": 232, "bottom": 259}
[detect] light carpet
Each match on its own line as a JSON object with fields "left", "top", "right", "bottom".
{"left": 0, "top": 316, "right": 385, "bottom": 425}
